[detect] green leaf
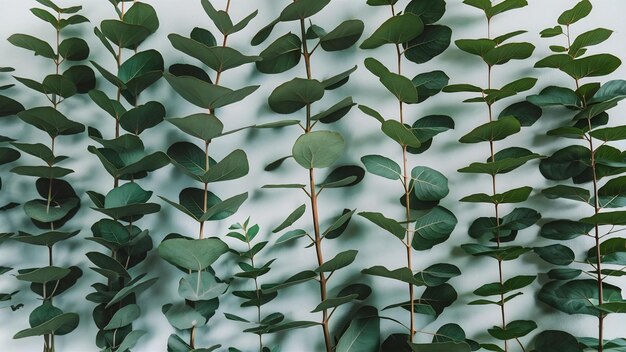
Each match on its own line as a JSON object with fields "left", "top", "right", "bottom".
{"left": 320, "top": 20, "right": 364, "bottom": 51}
{"left": 275, "top": 229, "right": 307, "bottom": 245}
{"left": 312, "top": 295, "right": 359, "bottom": 313}
{"left": 581, "top": 211, "right": 626, "bottom": 226}
{"left": 488, "top": 320, "right": 536, "bottom": 340}
{"left": 14, "top": 312, "right": 78, "bottom": 338}
{"left": 500, "top": 101, "right": 542, "bottom": 127}
{"left": 485, "top": 0, "right": 527, "bottom": 18}
{"left": 62, "top": 65, "right": 95, "bottom": 93}
{"left": 268, "top": 78, "right": 325, "bottom": 114}
{"left": 409, "top": 342, "right": 471, "bottom": 352}
{"left": 119, "top": 49, "right": 164, "bottom": 99}
{"left": 11, "top": 142, "right": 55, "bottom": 164}
{"left": 590, "top": 79, "right": 626, "bottom": 103}
{"left": 367, "top": 0, "right": 399, "bottom": 5}
{"left": 561, "top": 54, "right": 622, "bottom": 80}
{"left": 382, "top": 120, "right": 421, "bottom": 148}
{"left": 251, "top": 18, "right": 280, "bottom": 46}
{"left": 380, "top": 72, "right": 419, "bottom": 103}
{"left": 484, "top": 42, "right": 535, "bottom": 66}
{"left": 539, "top": 145, "right": 590, "bottom": 180}
{"left": 336, "top": 307, "right": 380, "bottom": 352}
{"left": 590, "top": 126, "right": 626, "bottom": 142}
{"left": 542, "top": 185, "right": 589, "bottom": 203}
{"left": 18, "top": 107, "right": 84, "bottom": 137}
{"left": 169, "top": 63, "right": 211, "bottom": 83}
{"left": 313, "top": 97, "right": 356, "bottom": 123}
{"left": 322, "top": 65, "right": 358, "bottom": 90}
{"left": 404, "top": 25, "right": 451, "bottom": 64}
{"left": 279, "top": 0, "right": 331, "bottom": 21}
{"left": 412, "top": 71, "right": 449, "bottom": 103}
{"left": 361, "top": 154, "right": 402, "bottom": 180}
{"left": 58, "top": 37, "right": 89, "bottom": 61}
{"left": 169, "top": 34, "right": 260, "bottom": 72}
{"left": 11, "top": 166, "right": 73, "bottom": 179}
{"left": 167, "top": 113, "right": 223, "bottom": 141}
{"left": 124, "top": 2, "right": 159, "bottom": 33}
{"left": 534, "top": 244, "right": 575, "bottom": 265}
{"left": 100, "top": 19, "right": 151, "bottom": 49}
{"left": 106, "top": 277, "right": 158, "bottom": 308}
{"left": 158, "top": 237, "right": 229, "bottom": 271}
{"left": 316, "top": 250, "right": 358, "bottom": 273}
{"left": 540, "top": 220, "right": 593, "bottom": 240}
{"left": 412, "top": 206, "right": 457, "bottom": 250}
{"left": 558, "top": 0, "right": 592, "bottom": 25}
{"left": 322, "top": 208, "right": 356, "bottom": 239}
{"left": 0, "top": 95, "right": 25, "bottom": 117}
{"left": 42, "top": 74, "right": 77, "bottom": 98}
{"left": 119, "top": 101, "right": 165, "bottom": 135}
{"left": 292, "top": 131, "right": 345, "bottom": 169}
{"left": 14, "top": 230, "right": 79, "bottom": 247}
{"left": 178, "top": 271, "right": 227, "bottom": 301}
{"left": 459, "top": 116, "right": 520, "bottom": 143}
{"left": 16, "top": 266, "right": 71, "bottom": 283}
{"left": 116, "top": 330, "right": 146, "bottom": 352}
{"left": 24, "top": 198, "right": 79, "bottom": 223}
{"left": 411, "top": 166, "right": 449, "bottom": 201}
{"left": 569, "top": 28, "right": 612, "bottom": 58}
{"left": 8, "top": 34, "right": 56, "bottom": 59}
{"left": 360, "top": 14, "right": 424, "bottom": 49}
{"left": 405, "top": 0, "right": 446, "bottom": 24}
{"left": 358, "top": 212, "right": 405, "bottom": 240}
{"left": 415, "top": 263, "right": 461, "bottom": 287}
{"left": 540, "top": 26, "right": 563, "bottom": 38}
{"left": 457, "top": 38, "right": 498, "bottom": 60}
{"left": 262, "top": 271, "right": 317, "bottom": 293}
{"left": 203, "top": 149, "right": 249, "bottom": 183}
{"left": 534, "top": 330, "right": 583, "bottom": 352}
{"left": 461, "top": 186, "right": 532, "bottom": 204}
{"left": 538, "top": 279, "right": 622, "bottom": 316}
{"left": 358, "top": 104, "right": 384, "bottom": 123}
{"left": 163, "top": 303, "right": 207, "bottom": 330}
{"left": 165, "top": 74, "right": 259, "bottom": 109}
{"left": 273, "top": 204, "right": 306, "bottom": 233}
{"left": 462, "top": 244, "right": 532, "bottom": 261}
{"left": 199, "top": 192, "right": 248, "bottom": 221}
{"left": 256, "top": 33, "right": 302, "bottom": 74}
{"left": 474, "top": 275, "right": 535, "bottom": 297}
{"left": 103, "top": 304, "right": 140, "bottom": 330}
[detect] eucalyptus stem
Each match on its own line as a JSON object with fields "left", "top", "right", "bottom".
{"left": 391, "top": 2, "right": 416, "bottom": 340}
{"left": 299, "top": 16, "right": 332, "bottom": 352}
{"left": 486, "top": 20, "right": 508, "bottom": 351}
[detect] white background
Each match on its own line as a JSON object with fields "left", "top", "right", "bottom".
{"left": 1, "top": 0, "right": 626, "bottom": 351}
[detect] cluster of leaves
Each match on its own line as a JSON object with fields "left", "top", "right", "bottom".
{"left": 6, "top": 1, "right": 97, "bottom": 350}
{"left": 156, "top": 0, "right": 258, "bottom": 350}
{"left": 443, "top": 0, "right": 544, "bottom": 351}
{"left": 0, "top": 67, "right": 25, "bottom": 312}
{"left": 528, "top": 1, "right": 626, "bottom": 350}
{"left": 225, "top": 219, "right": 285, "bottom": 352}
{"left": 252, "top": 1, "right": 376, "bottom": 351}
{"left": 85, "top": 1, "right": 165, "bottom": 351}
{"left": 357, "top": 0, "right": 466, "bottom": 351}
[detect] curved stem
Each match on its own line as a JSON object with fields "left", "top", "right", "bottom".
{"left": 587, "top": 118, "right": 604, "bottom": 352}
{"left": 487, "top": 17, "right": 508, "bottom": 350}
{"left": 299, "top": 16, "right": 331, "bottom": 352}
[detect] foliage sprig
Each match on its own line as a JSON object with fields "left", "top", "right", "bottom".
{"left": 443, "top": 0, "right": 543, "bottom": 350}
{"left": 85, "top": 1, "right": 166, "bottom": 350}
{"left": 252, "top": 1, "right": 373, "bottom": 351}
{"left": 528, "top": 1, "right": 626, "bottom": 350}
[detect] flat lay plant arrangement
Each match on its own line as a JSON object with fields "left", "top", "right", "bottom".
{"left": 0, "top": 0, "right": 625, "bottom": 351}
